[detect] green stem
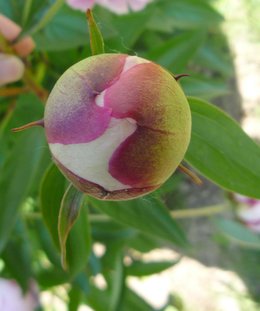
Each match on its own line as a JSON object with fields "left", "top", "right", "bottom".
{"left": 0, "top": 87, "right": 29, "bottom": 97}
{"left": 23, "top": 68, "right": 48, "bottom": 102}
{"left": 22, "top": 0, "right": 33, "bottom": 27}
{"left": 171, "top": 203, "right": 229, "bottom": 219}
{"left": 23, "top": 204, "right": 229, "bottom": 222}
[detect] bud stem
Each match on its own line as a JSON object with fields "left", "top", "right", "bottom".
{"left": 178, "top": 163, "right": 202, "bottom": 185}
{"left": 174, "top": 74, "right": 190, "bottom": 81}
{"left": 0, "top": 86, "right": 29, "bottom": 97}
{"left": 12, "top": 119, "right": 44, "bottom": 132}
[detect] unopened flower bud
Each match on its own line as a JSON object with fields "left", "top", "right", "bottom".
{"left": 44, "top": 54, "right": 191, "bottom": 200}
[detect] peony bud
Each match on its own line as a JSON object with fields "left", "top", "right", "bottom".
{"left": 43, "top": 54, "right": 191, "bottom": 200}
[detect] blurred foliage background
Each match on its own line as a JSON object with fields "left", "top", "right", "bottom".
{"left": 0, "top": 0, "right": 260, "bottom": 310}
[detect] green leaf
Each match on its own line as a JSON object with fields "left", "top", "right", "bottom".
{"left": 122, "top": 288, "right": 156, "bottom": 311}
{"left": 0, "top": 93, "right": 44, "bottom": 169}
{"left": 158, "top": 0, "right": 223, "bottom": 30}
{"left": 36, "top": 267, "right": 70, "bottom": 288}
{"left": 90, "top": 196, "right": 187, "bottom": 247}
{"left": 40, "top": 165, "right": 91, "bottom": 275}
{"left": 145, "top": 31, "right": 206, "bottom": 73}
{"left": 58, "top": 184, "right": 84, "bottom": 270}
{"left": 109, "top": 9, "right": 151, "bottom": 50}
{"left": 214, "top": 218, "right": 260, "bottom": 250}
{"left": 195, "top": 43, "right": 233, "bottom": 77}
{"left": 87, "top": 285, "right": 110, "bottom": 311}
{"left": 126, "top": 259, "right": 180, "bottom": 277}
{"left": 127, "top": 233, "right": 162, "bottom": 253}
{"left": 186, "top": 97, "right": 260, "bottom": 199}
{"left": 33, "top": 6, "right": 88, "bottom": 51}
{"left": 86, "top": 9, "right": 105, "bottom": 55}
{"left": 32, "top": 219, "right": 61, "bottom": 267}
{"left": 40, "top": 164, "right": 66, "bottom": 248}
{"left": 21, "top": 0, "right": 64, "bottom": 37}
{"left": 0, "top": 128, "right": 45, "bottom": 253}
{"left": 91, "top": 217, "right": 137, "bottom": 243}
{"left": 109, "top": 251, "right": 125, "bottom": 311}
{"left": 69, "top": 286, "right": 82, "bottom": 311}
{"left": 65, "top": 201, "right": 92, "bottom": 276}
{"left": 180, "top": 76, "right": 230, "bottom": 99}
{"left": 2, "top": 220, "right": 33, "bottom": 290}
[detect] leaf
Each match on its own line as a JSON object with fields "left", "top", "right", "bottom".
{"left": 91, "top": 217, "right": 137, "bottom": 243}
{"left": 86, "top": 9, "right": 104, "bottom": 55}
{"left": 122, "top": 288, "right": 156, "bottom": 311}
{"left": 180, "top": 76, "right": 230, "bottom": 99}
{"left": 58, "top": 184, "right": 84, "bottom": 270}
{"left": 90, "top": 196, "right": 187, "bottom": 247}
{"left": 65, "top": 201, "right": 92, "bottom": 276}
{"left": 0, "top": 128, "right": 45, "bottom": 253}
{"left": 126, "top": 259, "right": 180, "bottom": 277}
{"left": 69, "top": 286, "right": 82, "bottom": 311}
{"left": 2, "top": 220, "right": 33, "bottom": 290}
{"left": 86, "top": 285, "right": 110, "bottom": 311}
{"left": 33, "top": 219, "right": 61, "bottom": 267}
{"left": 195, "top": 43, "right": 233, "bottom": 77}
{"left": 109, "top": 251, "right": 125, "bottom": 311}
{"left": 22, "top": 0, "right": 64, "bottom": 37}
{"left": 40, "top": 164, "right": 66, "bottom": 248}
{"left": 0, "top": 93, "right": 44, "bottom": 169}
{"left": 40, "top": 165, "right": 91, "bottom": 275}
{"left": 145, "top": 31, "right": 206, "bottom": 73}
{"left": 110, "top": 10, "right": 151, "bottom": 49}
{"left": 127, "top": 233, "right": 162, "bottom": 253}
{"left": 36, "top": 267, "right": 70, "bottom": 288}
{"left": 186, "top": 97, "right": 260, "bottom": 199}
{"left": 158, "top": 0, "right": 223, "bottom": 30}
{"left": 214, "top": 218, "right": 260, "bottom": 250}
{"left": 33, "top": 6, "right": 88, "bottom": 51}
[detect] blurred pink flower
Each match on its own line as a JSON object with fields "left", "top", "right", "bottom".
{"left": 0, "top": 14, "right": 35, "bottom": 86}
{"left": 66, "top": 0, "right": 152, "bottom": 14}
{"left": 234, "top": 194, "right": 260, "bottom": 233}
{"left": 0, "top": 278, "right": 39, "bottom": 311}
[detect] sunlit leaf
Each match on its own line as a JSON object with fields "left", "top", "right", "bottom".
{"left": 90, "top": 196, "right": 187, "bottom": 247}
{"left": 186, "top": 97, "right": 260, "bottom": 198}
{"left": 126, "top": 258, "right": 180, "bottom": 277}
{"left": 0, "top": 128, "right": 45, "bottom": 253}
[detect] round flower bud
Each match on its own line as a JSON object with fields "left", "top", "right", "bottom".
{"left": 44, "top": 54, "right": 191, "bottom": 200}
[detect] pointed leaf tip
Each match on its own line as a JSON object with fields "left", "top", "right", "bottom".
{"left": 86, "top": 9, "right": 105, "bottom": 55}
{"left": 58, "top": 184, "right": 84, "bottom": 270}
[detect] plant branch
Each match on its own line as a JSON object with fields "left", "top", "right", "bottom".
{"left": 171, "top": 203, "right": 229, "bottom": 219}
